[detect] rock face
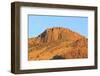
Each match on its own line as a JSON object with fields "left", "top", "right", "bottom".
{"left": 28, "top": 27, "right": 88, "bottom": 60}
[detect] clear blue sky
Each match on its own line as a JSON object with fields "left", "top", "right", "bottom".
{"left": 28, "top": 15, "right": 88, "bottom": 38}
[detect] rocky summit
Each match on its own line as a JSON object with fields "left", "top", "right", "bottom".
{"left": 28, "top": 27, "right": 88, "bottom": 60}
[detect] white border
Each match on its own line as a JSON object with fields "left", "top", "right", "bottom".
{"left": 20, "top": 6, "right": 95, "bottom": 70}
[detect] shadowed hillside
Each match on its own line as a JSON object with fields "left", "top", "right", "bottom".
{"left": 28, "top": 27, "right": 88, "bottom": 60}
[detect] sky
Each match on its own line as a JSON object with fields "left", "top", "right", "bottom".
{"left": 28, "top": 15, "right": 88, "bottom": 38}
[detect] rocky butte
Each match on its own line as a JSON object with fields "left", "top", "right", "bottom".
{"left": 28, "top": 27, "right": 88, "bottom": 60}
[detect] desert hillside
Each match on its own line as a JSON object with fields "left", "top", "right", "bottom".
{"left": 28, "top": 27, "right": 88, "bottom": 60}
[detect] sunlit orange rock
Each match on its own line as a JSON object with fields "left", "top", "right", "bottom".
{"left": 28, "top": 27, "right": 88, "bottom": 60}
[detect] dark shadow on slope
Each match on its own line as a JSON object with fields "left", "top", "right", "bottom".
{"left": 51, "top": 55, "right": 65, "bottom": 60}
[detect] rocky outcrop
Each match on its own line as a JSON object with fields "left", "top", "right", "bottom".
{"left": 28, "top": 27, "right": 88, "bottom": 60}
{"left": 38, "top": 27, "right": 83, "bottom": 43}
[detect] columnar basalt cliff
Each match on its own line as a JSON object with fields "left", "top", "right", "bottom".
{"left": 28, "top": 27, "right": 88, "bottom": 60}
